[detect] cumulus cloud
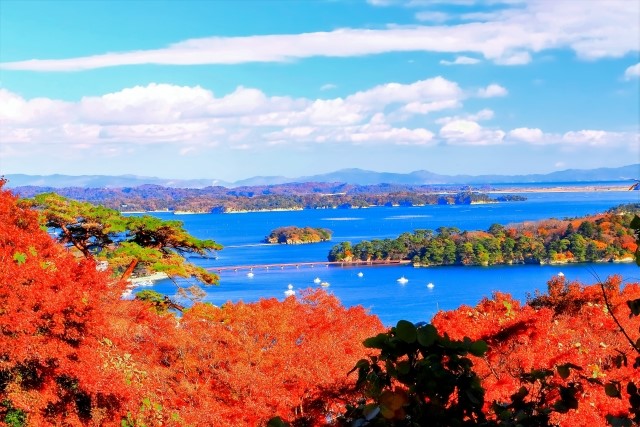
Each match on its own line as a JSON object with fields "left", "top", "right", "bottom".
{"left": 0, "top": 88, "right": 72, "bottom": 124}
{"left": 2, "top": 81, "right": 636, "bottom": 154}
{"left": 562, "top": 130, "right": 610, "bottom": 146}
{"left": 435, "top": 109, "right": 494, "bottom": 125}
{"left": 346, "top": 76, "right": 462, "bottom": 108}
{"left": 439, "top": 56, "right": 481, "bottom": 65}
{"left": 505, "top": 128, "right": 638, "bottom": 148}
{"left": 79, "top": 83, "right": 214, "bottom": 124}
{"left": 508, "top": 127, "right": 544, "bottom": 143}
{"left": 439, "top": 119, "right": 505, "bottom": 145}
{"left": 401, "top": 99, "right": 461, "bottom": 115}
{"left": 0, "top": 79, "right": 456, "bottom": 147}
{"left": 2, "top": 1, "right": 637, "bottom": 71}
{"left": 476, "top": 84, "right": 508, "bottom": 98}
{"left": 624, "top": 63, "right": 640, "bottom": 80}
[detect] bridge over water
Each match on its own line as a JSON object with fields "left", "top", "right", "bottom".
{"left": 206, "top": 259, "right": 411, "bottom": 273}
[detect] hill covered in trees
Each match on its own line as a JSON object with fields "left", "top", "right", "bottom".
{"left": 328, "top": 205, "right": 639, "bottom": 267}
{"left": 13, "top": 182, "right": 521, "bottom": 213}
{"left": 265, "top": 226, "right": 332, "bottom": 244}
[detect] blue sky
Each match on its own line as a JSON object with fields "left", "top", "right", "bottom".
{"left": 1, "top": 0, "right": 638, "bottom": 183}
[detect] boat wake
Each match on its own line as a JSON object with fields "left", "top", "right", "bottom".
{"left": 385, "top": 215, "right": 433, "bottom": 220}
{"left": 321, "top": 217, "right": 364, "bottom": 221}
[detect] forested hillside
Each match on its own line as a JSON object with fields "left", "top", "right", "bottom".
{"left": 13, "top": 183, "right": 519, "bottom": 213}
{"left": 328, "top": 206, "right": 639, "bottom": 266}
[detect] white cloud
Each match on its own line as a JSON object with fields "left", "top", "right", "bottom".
{"left": 98, "top": 122, "right": 214, "bottom": 143}
{"left": 0, "top": 89, "right": 72, "bottom": 125}
{"left": 2, "top": 81, "right": 636, "bottom": 155}
{"left": 494, "top": 51, "right": 532, "bottom": 65}
{"left": 0, "top": 79, "right": 453, "bottom": 147}
{"left": 562, "top": 130, "right": 609, "bottom": 146}
{"left": 476, "top": 84, "right": 508, "bottom": 98}
{"left": 624, "top": 63, "right": 640, "bottom": 80}
{"left": 2, "top": 1, "right": 637, "bottom": 71}
{"left": 415, "top": 11, "right": 450, "bottom": 23}
{"left": 401, "top": 99, "right": 461, "bottom": 115}
{"left": 264, "top": 114, "right": 436, "bottom": 146}
{"left": 439, "top": 56, "right": 481, "bottom": 65}
{"left": 505, "top": 128, "right": 638, "bottom": 147}
{"left": 346, "top": 76, "right": 462, "bottom": 108}
{"left": 439, "top": 119, "right": 505, "bottom": 145}
{"left": 508, "top": 127, "right": 544, "bottom": 143}
{"left": 470, "top": 109, "right": 495, "bottom": 121}
{"left": 320, "top": 83, "right": 337, "bottom": 91}
{"left": 435, "top": 108, "right": 494, "bottom": 125}
{"left": 79, "top": 83, "right": 214, "bottom": 124}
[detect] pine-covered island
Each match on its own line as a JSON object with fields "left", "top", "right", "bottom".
{"left": 265, "top": 226, "right": 332, "bottom": 244}
{"left": 327, "top": 204, "right": 639, "bottom": 266}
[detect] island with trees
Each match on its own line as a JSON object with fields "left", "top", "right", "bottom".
{"left": 265, "top": 226, "right": 332, "bottom": 244}
{"left": 328, "top": 204, "right": 640, "bottom": 266}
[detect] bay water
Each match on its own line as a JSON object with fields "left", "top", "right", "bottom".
{"left": 143, "top": 189, "right": 640, "bottom": 326}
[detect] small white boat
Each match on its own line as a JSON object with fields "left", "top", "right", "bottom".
{"left": 247, "top": 272, "right": 255, "bottom": 278}
{"left": 357, "top": 272, "right": 364, "bottom": 277}
{"left": 320, "top": 281, "right": 330, "bottom": 287}
{"left": 313, "top": 277, "right": 321, "bottom": 284}
{"left": 427, "top": 282, "right": 434, "bottom": 289}
{"left": 284, "top": 284, "right": 296, "bottom": 296}
{"left": 397, "top": 276, "right": 408, "bottom": 284}
{"left": 557, "top": 272, "right": 564, "bottom": 277}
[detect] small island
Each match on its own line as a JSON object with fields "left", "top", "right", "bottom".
{"left": 265, "top": 226, "right": 333, "bottom": 244}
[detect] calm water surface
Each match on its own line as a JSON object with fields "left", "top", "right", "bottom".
{"left": 141, "top": 190, "right": 640, "bottom": 325}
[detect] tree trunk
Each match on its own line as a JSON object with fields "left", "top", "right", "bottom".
{"left": 60, "top": 224, "right": 91, "bottom": 258}
{"left": 120, "top": 259, "right": 139, "bottom": 282}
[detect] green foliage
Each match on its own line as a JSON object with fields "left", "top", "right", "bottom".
{"left": 631, "top": 215, "right": 640, "bottom": 266}
{"left": 340, "top": 321, "right": 488, "bottom": 426}
{"left": 266, "top": 416, "right": 289, "bottom": 427}
{"left": 2, "top": 400, "right": 27, "bottom": 427}
{"left": 12, "top": 252, "right": 26, "bottom": 265}
{"left": 135, "top": 290, "right": 184, "bottom": 313}
{"left": 30, "top": 193, "right": 222, "bottom": 298}
{"left": 341, "top": 318, "right": 605, "bottom": 427}
{"left": 328, "top": 209, "right": 637, "bottom": 266}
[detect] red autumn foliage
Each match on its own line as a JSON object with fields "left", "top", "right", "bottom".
{"left": 109, "top": 290, "right": 383, "bottom": 426}
{"left": 432, "top": 275, "right": 640, "bottom": 426}
{"left": 0, "top": 181, "right": 131, "bottom": 425}
{"left": 1, "top": 182, "right": 383, "bottom": 425}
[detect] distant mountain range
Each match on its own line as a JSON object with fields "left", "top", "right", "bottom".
{"left": 4, "top": 164, "right": 639, "bottom": 189}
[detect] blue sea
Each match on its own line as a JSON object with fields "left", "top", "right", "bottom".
{"left": 138, "top": 189, "right": 640, "bottom": 326}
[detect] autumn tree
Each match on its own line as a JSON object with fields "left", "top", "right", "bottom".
{"left": 432, "top": 276, "right": 640, "bottom": 426}
{"left": 110, "top": 290, "right": 384, "bottom": 426}
{"left": 0, "top": 180, "right": 132, "bottom": 426}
